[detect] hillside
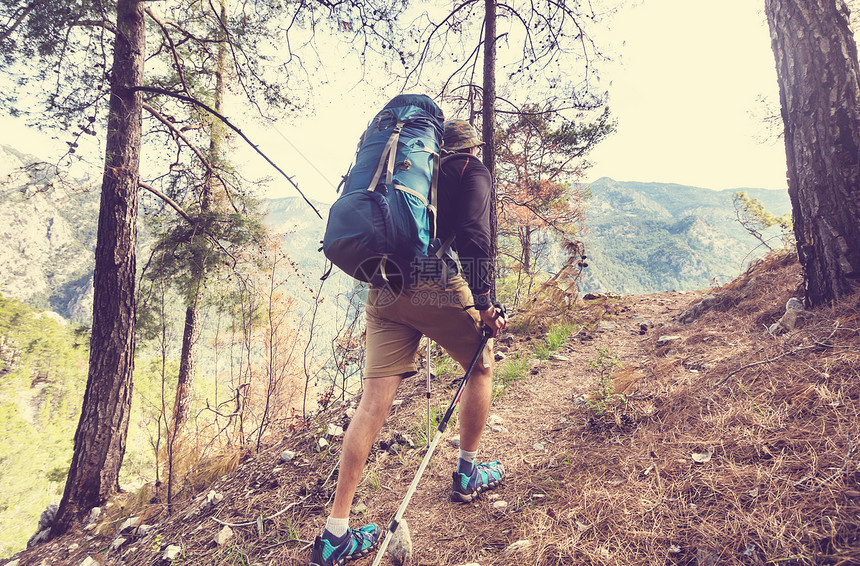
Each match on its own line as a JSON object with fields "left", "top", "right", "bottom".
{"left": 581, "top": 178, "right": 791, "bottom": 294}
{"left": 0, "top": 145, "right": 98, "bottom": 321}
{"left": 9, "top": 251, "right": 859, "bottom": 566}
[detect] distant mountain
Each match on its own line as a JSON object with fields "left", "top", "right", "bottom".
{"left": 0, "top": 145, "right": 98, "bottom": 321}
{"left": 579, "top": 178, "right": 792, "bottom": 293}
{"left": 0, "top": 142, "right": 793, "bottom": 315}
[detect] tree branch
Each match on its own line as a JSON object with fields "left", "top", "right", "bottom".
{"left": 133, "top": 86, "right": 323, "bottom": 219}
{"left": 144, "top": 7, "right": 190, "bottom": 94}
{"left": 0, "top": 1, "right": 38, "bottom": 43}
{"left": 142, "top": 102, "right": 213, "bottom": 176}
{"left": 139, "top": 181, "right": 193, "bottom": 224}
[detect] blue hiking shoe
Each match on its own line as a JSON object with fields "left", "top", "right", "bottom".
{"left": 451, "top": 460, "right": 505, "bottom": 503}
{"left": 308, "top": 524, "right": 380, "bottom": 566}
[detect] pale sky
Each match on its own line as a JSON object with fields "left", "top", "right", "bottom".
{"left": 586, "top": 0, "right": 788, "bottom": 191}
{"left": 1, "top": 0, "right": 789, "bottom": 202}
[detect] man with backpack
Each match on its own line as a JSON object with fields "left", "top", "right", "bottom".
{"left": 309, "top": 118, "right": 507, "bottom": 566}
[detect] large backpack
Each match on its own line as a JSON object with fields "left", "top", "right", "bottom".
{"left": 322, "top": 94, "right": 446, "bottom": 288}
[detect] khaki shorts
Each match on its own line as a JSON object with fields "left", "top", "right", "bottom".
{"left": 364, "top": 275, "right": 493, "bottom": 379}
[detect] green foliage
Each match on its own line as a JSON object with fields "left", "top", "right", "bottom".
{"left": 546, "top": 322, "right": 575, "bottom": 350}
{"left": 533, "top": 342, "right": 550, "bottom": 360}
{"left": 532, "top": 321, "right": 576, "bottom": 360}
{"left": 494, "top": 356, "right": 530, "bottom": 399}
{"left": 581, "top": 179, "right": 793, "bottom": 294}
{"left": 496, "top": 107, "right": 610, "bottom": 307}
{"left": 433, "top": 353, "right": 459, "bottom": 380}
{"left": 585, "top": 347, "right": 625, "bottom": 417}
{"left": 732, "top": 191, "right": 794, "bottom": 251}
{"left": 0, "top": 294, "right": 87, "bottom": 555}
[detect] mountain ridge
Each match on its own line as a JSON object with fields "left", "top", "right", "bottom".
{"left": 0, "top": 144, "right": 791, "bottom": 319}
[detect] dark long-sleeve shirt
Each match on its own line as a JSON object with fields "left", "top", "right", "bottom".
{"left": 437, "top": 153, "right": 493, "bottom": 309}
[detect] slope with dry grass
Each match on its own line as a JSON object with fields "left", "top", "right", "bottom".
{"left": 8, "top": 252, "right": 860, "bottom": 566}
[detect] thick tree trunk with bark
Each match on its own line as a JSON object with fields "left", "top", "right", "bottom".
{"left": 51, "top": 0, "right": 144, "bottom": 536}
{"left": 765, "top": 0, "right": 860, "bottom": 305}
{"left": 483, "top": 0, "right": 498, "bottom": 300}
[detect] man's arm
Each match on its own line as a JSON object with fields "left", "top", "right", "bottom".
{"left": 453, "top": 156, "right": 493, "bottom": 310}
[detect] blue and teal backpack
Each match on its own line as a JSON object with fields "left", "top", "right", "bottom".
{"left": 322, "top": 94, "right": 448, "bottom": 288}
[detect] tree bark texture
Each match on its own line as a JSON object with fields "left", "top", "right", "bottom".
{"left": 482, "top": 0, "right": 498, "bottom": 300}
{"left": 173, "top": 302, "right": 200, "bottom": 431}
{"left": 52, "top": 0, "right": 144, "bottom": 535}
{"left": 765, "top": 0, "right": 860, "bottom": 305}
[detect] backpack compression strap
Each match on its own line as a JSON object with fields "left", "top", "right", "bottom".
{"left": 367, "top": 121, "right": 405, "bottom": 192}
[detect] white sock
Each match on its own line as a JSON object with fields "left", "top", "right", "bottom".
{"left": 324, "top": 516, "right": 349, "bottom": 540}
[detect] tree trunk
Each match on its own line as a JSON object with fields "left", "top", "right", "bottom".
{"left": 482, "top": 0, "right": 498, "bottom": 300}
{"left": 765, "top": 0, "right": 860, "bottom": 306}
{"left": 172, "top": 302, "right": 200, "bottom": 431}
{"left": 168, "top": 0, "right": 228, "bottom": 503}
{"left": 52, "top": 0, "right": 144, "bottom": 536}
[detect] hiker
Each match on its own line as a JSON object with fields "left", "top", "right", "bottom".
{"left": 308, "top": 119, "right": 507, "bottom": 566}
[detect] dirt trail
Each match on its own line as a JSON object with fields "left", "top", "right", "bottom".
{"left": 353, "top": 290, "right": 707, "bottom": 566}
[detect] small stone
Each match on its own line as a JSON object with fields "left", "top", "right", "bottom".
{"left": 119, "top": 516, "right": 141, "bottom": 533}
{"left": 768, "top": 321, "right": 784, "bottom": 335}
{"left": 206, "top": 490, "right": 224, "bottom": 506}
{"left": 352, "top": 503, "right": 367, "bottom": 515}
{"left": 280, "top": 450, "right": 296, "bottom": 462}
{"left": 38, "top": 504, "right": 59, "bottom": 530}
{"left": 214, "top": 525, "right": 233, "bottom": 546}
{"left": 656, "top": 335, "right": 682, "bottom": 347}
{"left": 163, "top": 545, "right": 182, "bottom": 560}
{"left": 596, "top": 321, "right": 617, "bottom": 331}
{"left": 533, "top": 443, "right": 545, "bottom": 451}
{"left": 27, "top": 529, "right": 50, "bottom": 548}
{"left": 79, "top": 557, "right": 100, "bottom": 566}
{"left": 490, "top": 425, "right": 503, "bottom": 433}
{"left": 318, "top": 438, "right": 330, "bottom": 451}
{"left": 487, "top": 414, "right": 504, "bottom": 426}
{"left": 448, "top": 435, "right": 461, "bottom": 448}
{"left": 345, "top": 407, "right": 357, "bottom": 418}
{"left": 387, "top": 518, "right": 412, "bottom": 566}
{"left": 109, "top": 537, "right": 127, "bottom": 551}
{"left": 392, "top": 399, "right": 403, "bottom": 407}
{"left": 494, "top": 352, "right": 507, "bottom": 361}
{"left": 326, "top": 423, "right": 344, "bottom": 437}
{"left": 504, "top": 540, "right": 533, "bottom": 556}
{"left": 492, "top": 500, "right": 508, "bottom": 509}
{"left": 549, "top": 354, "right": 569, "bottom": 362}
{"left": 5, "top": 560, "right": 20, "bottom": 566}
{"left": 86, "top": 507, "right": 101, "bottom": 524}
{"left": 135, "top": 524, "right": 154, "bottom": 537}
{"left": 394, "top": 432, "right": 416, "bottom": 449}
{"left": 69, "top": 543, "right": 80, "bottom": 552}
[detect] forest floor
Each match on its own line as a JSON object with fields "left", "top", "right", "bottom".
{"left": 9, "top": 251, "right": 860, "bottom": 566}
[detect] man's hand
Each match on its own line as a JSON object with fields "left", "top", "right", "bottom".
{"left": 479, "top": 306, "right": 506, "bottom": 338}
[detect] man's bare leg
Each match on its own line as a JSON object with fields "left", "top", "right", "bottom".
{"left": 329, "top": 374, "right": 402, "bottom": 519}
{"left": 457, "top": 362, "right": 493, "bottom": 452}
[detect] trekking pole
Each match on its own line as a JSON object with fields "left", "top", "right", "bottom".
{"left": 425, "top": 336, "right": 431, "bottom": 447}
{"left": 371, "top": 326, "right": 494, "bottom": 566}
